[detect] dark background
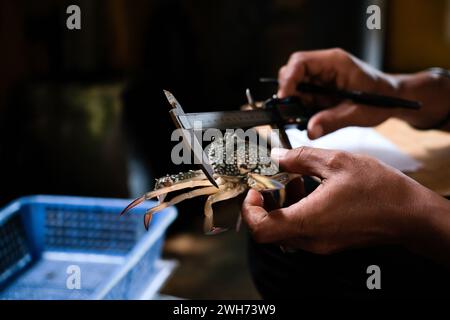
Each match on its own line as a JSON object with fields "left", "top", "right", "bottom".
{"left": 0, "top": 0, "right": 448, "bottom": 298}
{"left": 0, "top": 0, "right": 372, "bottom": 206}
{"left": 1, "top": 0, "right": 449, "bottom": 204}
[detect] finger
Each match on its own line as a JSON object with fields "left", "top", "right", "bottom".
{"left": 241, "top": 189, "right": 268, "bottom": 228}
{"left": 278, "top": 49, "right": 347, "bottom": 98}
{"left": 246, "top": 199, "right": 312, "bottom": 243}
{"left": 242, "top": 189, "right": 300, "bottom": 243}
{"left": 277, "top": 65, "right": 315, "bottom": 105}
{"left": 277, "top": 62, "right": 305, "bottom": 98}
{"left": 271, "top": 147, "right": 337, "bottom": 178}
{"left": 242, "top": 206, "right": 294, "bottom": 243}
{"left": 276, "top": 65, "right": 286, "bottom": 97}
{"left": 307, "top": 102, "right": 358, "bottom": 139}
{"left": 307, "top": 102, "right": 392, "bottom": 139}
{"left": 245, "top": 182, "right": 329, "bottom": 244}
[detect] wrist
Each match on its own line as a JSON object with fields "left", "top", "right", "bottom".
{"left": 389, "top": 71, "right": 450, "bottom": 129}
{"left": 386, "top": 73, "right": 422, "bottom": 123}
{"left": 372, "top": 72, "right": 409, "bottom": 119}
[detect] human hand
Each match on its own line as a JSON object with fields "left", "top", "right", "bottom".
{"left": 241, "top": 147, "right": 439, "bottom": 255}
{"left": 277, "top": 48, "right": 450, "bottom": 138}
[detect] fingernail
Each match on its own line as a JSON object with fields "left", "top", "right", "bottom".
{"left": 308, "top": 124, "right": 324, "bottom": 139}
{"left": 271, "top": 147, "right": 289, "bottom": 160}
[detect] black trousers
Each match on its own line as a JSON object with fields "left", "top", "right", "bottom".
{"left": 248, "top": 177, "right": 450, "bottom": 299}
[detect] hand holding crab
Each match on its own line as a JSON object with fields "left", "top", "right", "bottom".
{"left": 242, "top": 146, "right": 450, "bottom": 261}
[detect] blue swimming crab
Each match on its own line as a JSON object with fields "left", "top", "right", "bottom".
{"left": 121, "top": 132, "right": 299, "bottom": 234}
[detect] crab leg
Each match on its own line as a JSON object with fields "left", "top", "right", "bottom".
{"left": 247, "top": 172, "right": 300, "bottom": 191}
{"left": 248, "top": 172, "right": 301, "bottom": 209}
{"left": 155, "top": 170, "right": 207, "bottom": 203}
{"left": 143, "top": 186, "right": 219, "bottom": 229}
{"left": 203, "top": 185, "right": 247, "bottom": 235}
{"left": 155, "top": 179, "right": 212, "bottom": 203}
{"left": 120, "top": 178, "right": 212, "bottom": 216}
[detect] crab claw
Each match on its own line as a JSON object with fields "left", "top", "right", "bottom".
{"left": 144, "top": 211, "right": 153, "bottom": 230}
{"left": 205, "top": 227, "right": 228, "bottom": 235}
{"left": 143, "top": 204, "right": 168, "bottom": 230}
{"left": 120, "top": 196, "right": 145, "bottom": 216}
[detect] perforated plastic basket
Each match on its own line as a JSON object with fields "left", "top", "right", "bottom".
{"left": 0, "top": 195, "right": 177, "bottom": 300}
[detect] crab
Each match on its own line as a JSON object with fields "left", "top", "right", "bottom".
{"left": 120, "top": 132, "right": 299, "bottom": 234}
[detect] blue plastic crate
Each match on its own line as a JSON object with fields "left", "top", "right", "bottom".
{"left": 0, "top": 195, "right": 177, "bottom": 300}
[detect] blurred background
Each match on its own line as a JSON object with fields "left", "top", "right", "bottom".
{"left": 0, "top": 0, "right": 449, "bottom": 299}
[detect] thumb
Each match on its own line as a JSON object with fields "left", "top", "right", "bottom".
{"left": 242, "top": 189, "right": 303, "bottom": 243}
{"left": 242, "top": 189, "right": 267, "bottom": 229}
